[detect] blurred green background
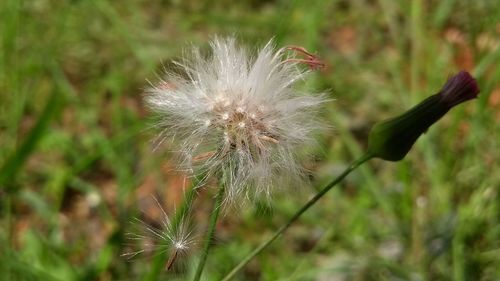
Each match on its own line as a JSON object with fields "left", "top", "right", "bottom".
{"left": 1, "top": 0, "right": 499, "bottom": 280}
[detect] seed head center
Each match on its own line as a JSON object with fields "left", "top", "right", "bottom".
{"left": 207, "top": 96, "right": 278, "bottom": 148}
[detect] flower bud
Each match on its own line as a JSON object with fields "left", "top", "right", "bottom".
{"left": 367, "top": 71, "right": 479, "bottom": 161}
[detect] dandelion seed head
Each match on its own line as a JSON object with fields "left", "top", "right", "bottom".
{"left": 145, "top": 37, "right": 327, "bottom": 204}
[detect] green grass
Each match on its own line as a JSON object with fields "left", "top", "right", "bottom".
{"left": 1, "top": 0, "right": 499, "bottom": 280}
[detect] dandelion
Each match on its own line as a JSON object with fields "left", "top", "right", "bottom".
{"left": 122, "top": 197, "right": 195, "bottom": 271}
{"left": 145, "top": 37, "right": 326, "bottom": 203}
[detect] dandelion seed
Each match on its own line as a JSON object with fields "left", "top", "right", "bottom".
{"left": 122, "top": 196, "right": 195, "bottom": 271}
{"left": 145, "top": 37, "right": 327, "bottom": 204}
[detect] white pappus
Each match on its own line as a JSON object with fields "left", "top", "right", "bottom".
{"left": 145, "top": 37, "right": 327, "bottom": 204}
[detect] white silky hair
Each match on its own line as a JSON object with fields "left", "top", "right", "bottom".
{"left": 121, "top": 197, "right": 195, "bottom": 265}
{"left": 145, "top": 37, "right": 327, "bottom": 205}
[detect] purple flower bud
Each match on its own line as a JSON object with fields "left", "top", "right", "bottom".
{"left": 367, "top": 71, "right": 479, "bottom": 161}
{"left": 439, "top": 71, "right": 480, "bottom": 107}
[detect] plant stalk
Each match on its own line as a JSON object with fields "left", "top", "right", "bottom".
{"left": 221, "top": 153, "right": 373, "bottom": 281}
{"left": 193, "top": 185, "right": 225, "bottom": 281}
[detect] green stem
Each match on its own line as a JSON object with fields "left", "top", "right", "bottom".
{"left": 221, "top": 153, "right": 373, "bottom": 281}
{"left": 193, "top": 185, "right": 225, "bottom": 281}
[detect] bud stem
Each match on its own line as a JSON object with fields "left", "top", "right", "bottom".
{"left": 221, "top": 152, "right": 374, "bottom": 281}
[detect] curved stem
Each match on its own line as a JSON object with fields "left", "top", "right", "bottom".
{"left": 221, "top": 153, "right": 373, "bottom": 281}
{"left": 193, "top": 185, "right": 225, "bottom": 281}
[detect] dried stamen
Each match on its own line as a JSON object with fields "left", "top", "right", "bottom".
{"left": 158, "top": 81, "right": 176, "bottom": 90}
{"left": 283, "top": 46, "right": 326, "bottom": 70}
{"left": 259, "top": 135, "right": 279, "bottom": 144}
{"left": 192, "top": 151, "right": 216, "bottom": 162}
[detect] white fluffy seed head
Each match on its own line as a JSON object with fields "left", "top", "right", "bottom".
{"left": 145, "top": 37, "right": 326, "bottom": 205}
